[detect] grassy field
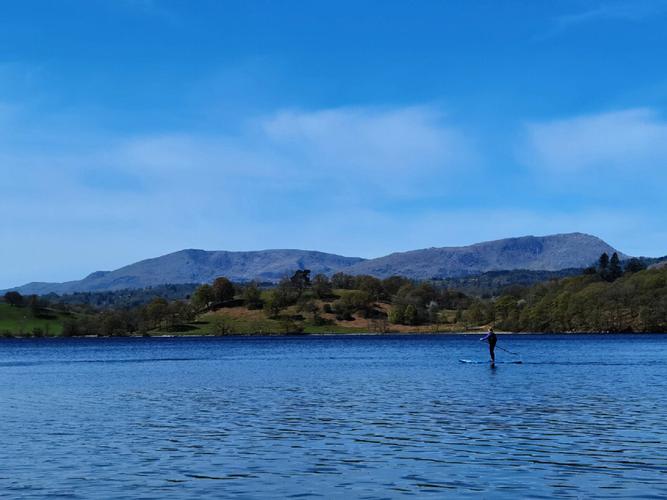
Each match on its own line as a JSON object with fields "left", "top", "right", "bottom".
{"left": 0, "top": 303, "right": 70, "bottom": 336}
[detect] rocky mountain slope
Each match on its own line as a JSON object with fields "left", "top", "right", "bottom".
{"left": 344, "top": 233, "right": 627, "bottom": 280}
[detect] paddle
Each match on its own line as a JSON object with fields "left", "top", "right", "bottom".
{"left": 496, "top": 345, "right": 520, "bottom": 356}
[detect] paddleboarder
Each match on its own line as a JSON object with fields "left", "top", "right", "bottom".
{"left": 480, "top": 327, "right": 497, "bottom": 364}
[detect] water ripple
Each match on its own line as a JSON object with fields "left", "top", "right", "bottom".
{"left": 0, "top": 334, "right": 666, "bottom": 498}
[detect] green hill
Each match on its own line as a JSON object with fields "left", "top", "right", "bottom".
{"left": 0, "top": 303, "right": 71, "bottom": 337}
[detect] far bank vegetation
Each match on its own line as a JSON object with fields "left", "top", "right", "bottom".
{"left": 1, "top": 253, "right": 666, "bottom": 337}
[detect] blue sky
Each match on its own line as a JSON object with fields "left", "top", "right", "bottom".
{"left": 2, "top": 0, "right": 667, "bottom": 287}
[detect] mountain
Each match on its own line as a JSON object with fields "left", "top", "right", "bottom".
{"left": 4, "top": 233, "right": 628, "bottom": 295}
{"left": 8, "top": 249, "right": 365, "bottom": 295}
{"left": 344, "top": 233, "right": 628, "bottom": 280}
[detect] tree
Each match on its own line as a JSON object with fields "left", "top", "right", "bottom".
{"left": 28, "top": 295, "right": 40, "bottom": 316}
{"left": 583, "top": 266, "right": 597, "bottom": 275}
{"left": 354, "top": 275, "right": 384, "bottom": 301}
{"left": 212, "top": 277, "right": 235, "bottom": 303}
{"left": 166, "top": 301, "right": 193, "bottom": 328}
{"left": 265, "top": 288, "right": 292, "bottom": 318}
{"left": 388, "top": 306, "right": 404, "bottom": 324}
{"left": 4, "top": 291, "right": 23, "bottom": 307}
{"left": 332, "top": 290, "right": 374, "bottom": 320}
{"left": 273, "top": 277, "right": 300, "bottom": 307}
{"left": 382, "top": 276, "right": 411, "bottom": 298}
{"left": 210, "top": 315, "right": 232, "bottom": 335}
{"left": 147, "top": 298, "right": 169, "bottom": 329}
{"left": 494, "top": 295, "right": 519, "bottom": 325}
{"left": 242, "top": 282, "right": 264, "bottom": 309}
{"left": 466, "top": 300, "right": 487, "bottom": 325}
{"left": 598, "top": 252, "right": 610, "bottom": 273}
{"left": 403, "top": 304, "right": 418, "bottom": 325}
{"left": 290, "top": 269, "right": 311, "bottom": 297}
{"left": 624, "top": 258, "right": 646, "bottom": 274}
{"left": 61, "top": 318, "right": 81, "bottom": 337}
{"left": 331, "top": 272, "right": 355, "bottom": 289}
{"left": 312, "top": 274, "right": 333, "bottom": 299}
{"left": 297, "top": 297, "right": 319, "bottom": 320}
{"left": 192, "top": 284, "right": 214, "bottom": 310}
{"left": 608, "top": 252, "right": 623, "bottom": 281}
{"left": 99, "top": 311, "right": 127, "bottom": 336}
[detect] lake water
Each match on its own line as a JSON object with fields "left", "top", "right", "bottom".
{"left": 1, "top": 334, "right": 666, "bottom": 499}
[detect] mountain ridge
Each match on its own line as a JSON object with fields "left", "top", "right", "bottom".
{"left": 344, "top": 232, "right": 628, "bottom": 279}
{"left": 5, "top": 233, "right": 629, "bottom": 295}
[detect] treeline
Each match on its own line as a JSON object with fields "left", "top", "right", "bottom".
{"left": 42, "top": 283, "right": 201, "bottom": 309}
{"left": 475, "top": 253, "right": 667, "bottom": 332}
{"left": 60, "top": 299, "right": 198, "bottom": 337}
{"left": 44, "top": 277, "right": 266, "bottom": 336}
{"left": 431, "top": 268, "right": 583, "bottom": 298}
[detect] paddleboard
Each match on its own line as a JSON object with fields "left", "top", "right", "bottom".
{"left": 459, "top": 359, "right": 523, "bottom": 364}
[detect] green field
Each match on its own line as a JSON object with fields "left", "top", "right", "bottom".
{"left": 0, "top": 303, "right": 71, "bottom": 336}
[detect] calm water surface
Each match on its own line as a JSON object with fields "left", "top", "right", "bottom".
{"left": 1, "top": 334, "right": 666, "bottom": 499}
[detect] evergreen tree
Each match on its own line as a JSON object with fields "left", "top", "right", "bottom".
{"left": 598, "top": 252, "right": 609, "bottom": 272}
{"left": 608, "top": 252, "right": 623, "bottom": 281}
{"left": 598, "top": 252, "right": 610, "bottom": 280}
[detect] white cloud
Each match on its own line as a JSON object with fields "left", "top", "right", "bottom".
{"left": 520, "top": 108, "right": 667, "bottom": 172}
{"left": 262, "top": 106, "right": 466, "bottom": 171}
{"left": 0, "top": 104, "right": 474, "bottom": 286}
{"left": 105, "top": 105, "right": 473, "bottom": 202}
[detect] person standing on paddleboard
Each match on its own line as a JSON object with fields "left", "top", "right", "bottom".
{"left": 480, "top": 328, "right": 497, "bottom": 364}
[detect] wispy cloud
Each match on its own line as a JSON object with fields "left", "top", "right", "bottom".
{"left": 520, "top": 108, "right": 667, "bottom": 173}
{"left": 541, "top": 0, "right": 667, "bottom": 38}
{"left": 561, "top": 0, "right": 667, "bottom": 24}
{"left": 105, "top": 105, "right": 474, "bottom": 204}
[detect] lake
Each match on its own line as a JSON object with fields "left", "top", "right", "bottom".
{"left": 1, "top": 334, "right": 666, "bottom": 499}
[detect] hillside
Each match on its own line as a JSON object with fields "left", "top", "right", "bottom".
{"left": 5, "top": 233, "right": 628, "bottom": 295}
{"left": 346, "top": 233, "right": 626, "bottom": 279}
{"left": 9, "top": 250, "right": 364, "bottom": 295}
{"left": 492, "top": 266, "right": 667, "bottom": 332}
{"left": 0, "top": 303, "right": 70, "bottom": 336}
{"left": 649, "top": 259, "right": 667, "bottom": 270}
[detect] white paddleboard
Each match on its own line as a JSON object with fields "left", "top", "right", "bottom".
{"left": 459, "top": 359, "right": 522, "bottom": 364}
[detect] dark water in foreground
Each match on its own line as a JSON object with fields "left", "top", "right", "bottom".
{"left": 1, "top": 334, "right": 666, "bottom": 499}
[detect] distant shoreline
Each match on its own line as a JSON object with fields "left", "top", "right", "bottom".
{"left": 1, "top": 330, "right": 664, "bottom": 341}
